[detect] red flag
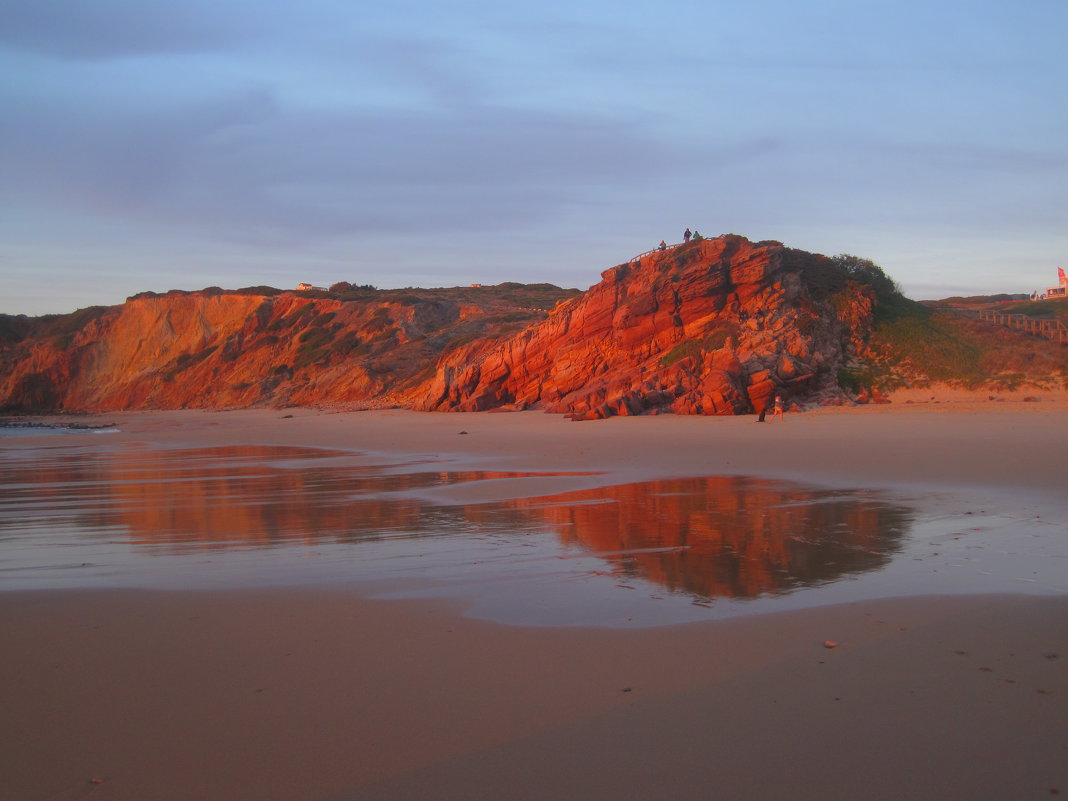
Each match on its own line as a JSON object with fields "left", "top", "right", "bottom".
{"left": 1060, "top": 267, "right": 1067, "bottom": 285}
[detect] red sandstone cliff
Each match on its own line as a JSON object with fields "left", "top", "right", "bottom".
{"left": 0, "top": 235, "right": 879, "bottom": 416}
{"left": 412, "top": 235, "right": 876, "bottom": 418}
{"left": 0, "top": 285, "right": 569, "bottom": 412}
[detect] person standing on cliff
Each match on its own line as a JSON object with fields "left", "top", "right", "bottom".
{"left": 659, "top": 240, "right": 667, "bottom": 251}
{"left": 683, "top": 228, "right": 692, "bottom": 243}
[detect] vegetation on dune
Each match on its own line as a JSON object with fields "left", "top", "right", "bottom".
{"left": 128, "top": 281, "right": 579, "bottom": 311}
{"left": 371, "top": 282, "right": 580, "bottom": 310}
{"left": 2, "top": 306, "right": 113, "bottom": 350}
{"left": 998, "top": 299, "right": 1068, "bottom": 321}
{"left": 0, "top": 314, "right": 33, "bottom": 345}
{"left": 936, "top": 293, "right": 1028, "bottom": 305}
{"left": 864, "top": 299, "right": 1068, "bottom": 392}
{"left": 801, "top": 255, "right": 1068, "bottom": 393}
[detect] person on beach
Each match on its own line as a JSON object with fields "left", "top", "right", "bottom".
{"left": 770, "top": 394, "right": 785, "bottom": 422}
{"left": 684, "top": 228, "right": 692, "bottom": 243}
{"left": 748, "top": 379, "right": 774, "bottom": 422}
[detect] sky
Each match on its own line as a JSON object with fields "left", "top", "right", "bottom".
{"left": 1, "top": 0, "right": 1066, "bottom": 316}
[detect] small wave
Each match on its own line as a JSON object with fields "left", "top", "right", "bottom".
{"left": 0, "top": 424, "right": 119, "bottom": 437}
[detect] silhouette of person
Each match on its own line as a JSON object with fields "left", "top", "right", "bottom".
{"left": 683, "top": 228, "right": 692, "bottom": 243}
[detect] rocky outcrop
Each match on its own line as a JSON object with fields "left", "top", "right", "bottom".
{"left": 412, "top": 235, "right": 877, "bottom": 418}
{"left": 0, "top": 235, "right": 880, "bottom": 417}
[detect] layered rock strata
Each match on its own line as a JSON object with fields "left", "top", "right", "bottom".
{"left": 413, "top": 235, "right": 875, "bottom": 418}
{"left": 1, "top": 235, "right": 876, "bottom": 417}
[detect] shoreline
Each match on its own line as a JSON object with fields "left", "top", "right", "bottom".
{"left": 2, "top": 401, "right": 1066, "bottom": 799}
{"left": 11, "top": 396, "right": 1066, "bottom": 506}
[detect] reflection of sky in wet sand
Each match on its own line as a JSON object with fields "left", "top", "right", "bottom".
{"left": 1, "top": 444, "right": 1065, "bottom": 626}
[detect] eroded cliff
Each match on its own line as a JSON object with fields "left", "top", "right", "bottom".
{"left": 0, "top": 285, "right": 572, "bottom": 412}
{"left": 412, "top": 235, "right": 877, "bottom": 418}
{"left": 1, "top": 235, "right": 881, "bottom": 416}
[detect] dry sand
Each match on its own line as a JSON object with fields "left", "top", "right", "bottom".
{"left": 2, "top": 394, "right": 1067, "bottom": 800}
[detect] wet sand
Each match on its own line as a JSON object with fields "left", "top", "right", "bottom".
{"left": 2, "top": 396, "right": 1067, "bottom": 800}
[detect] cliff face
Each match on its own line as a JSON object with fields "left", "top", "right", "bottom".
{"left": 0, "top": 287, "right": 563, "bottom": 412}
{"left": 0, "top": 235, "right": 878, "bottom": 416}
{"left": 413, "top": 235, "right": 876, "bottom": 418}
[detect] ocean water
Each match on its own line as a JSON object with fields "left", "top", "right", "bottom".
{"left": 0, "top": 424, "right": 119, "bottom": 437}
{"left": 0, "top": 441, "right": 1064, "bottom": 626}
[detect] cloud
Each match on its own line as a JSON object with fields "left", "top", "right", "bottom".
{"left": 0, "top": 0, "right": 253, "bottom": 60}
{"left": 1, "top": 78, "right": 682, "bottom": 247}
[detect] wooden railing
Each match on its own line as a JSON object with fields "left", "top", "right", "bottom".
{"left": 626, "top": 241, "right": 684, "bottom": 263}
{"left": 976, "top": 309, "right": 1068, "bottom": 344}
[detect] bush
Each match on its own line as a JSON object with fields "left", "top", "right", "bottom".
{"left": 831, "top": 254, "right": 901, "bottom": 303}
{"left": 330, "top": 331, "right": 367, "bottom": 357}
{"left": 41, "top": 306, "right": 110, "bottom": 348}
{"left": 293, "top": 344, "right": 329, "bottom": 369}
{"left": 659, "top": 324, "right": 739, "bottom": 368}
{"left": 298, "top": 327, "right": 332, "bottom": 348}
{"left": 163, "top": 345, "right": 218, "bottom": 380}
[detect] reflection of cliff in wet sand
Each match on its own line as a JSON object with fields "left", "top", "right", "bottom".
{"left": 2, "top": 445, "right": 583, "bottom": 550}
{"left": 504, "top": 477, "right": 913, "bottom": 600}
{"left": 4, "top": 446, "right": 910, "bottom": 602}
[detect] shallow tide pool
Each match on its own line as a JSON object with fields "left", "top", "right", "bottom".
{"left": 1, "top": 442, "right": 1064, "bottom": 626}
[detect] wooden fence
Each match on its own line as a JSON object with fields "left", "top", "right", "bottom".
{"left": 626, "top": 241, "right": 684, "bottom": 263}
{"left": 976, "top": 309, "right": 1068, "bottom": 344}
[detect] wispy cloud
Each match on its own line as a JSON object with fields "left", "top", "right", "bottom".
{"left": 1, "top": 0, "right": 1066, "bottom": 314}
{"left": 0, "top": 0, "right": 248, "bottom": 59}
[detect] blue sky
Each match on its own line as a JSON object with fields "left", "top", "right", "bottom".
{"left": 2, "top": 0, "right": 1065, "bottom": 316}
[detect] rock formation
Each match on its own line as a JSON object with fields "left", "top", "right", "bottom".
{"left": 0, "top": 235, "right": 881, "bottom": 417}
{"left": 0, "top": 285, "right": 571, "bottom": 412}
{"left": 413, "top": 235, "right": 877, "bottom": 418}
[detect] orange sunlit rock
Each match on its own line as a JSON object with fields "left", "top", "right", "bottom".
{"left": 0, "top": 235, "right": 875, "bottom": 416}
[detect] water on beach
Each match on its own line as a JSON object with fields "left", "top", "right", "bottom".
{"left": 1, "top": 442, "right": 1064, "bottom": 626}
{"left": 0, "top": 424, "right": 120, "bottom": 437}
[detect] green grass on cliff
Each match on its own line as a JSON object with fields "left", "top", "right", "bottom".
{"left": 0, "top": 306, "right": 111, "bottom": 350}
{"left": 999, "top": 299, "right": 1068, "bottom": 321}
{"left": 866, "top": 301, "right": 1068, "bottom": 391}
{"left": 659, "top": 324, "right": 740, "bottom": 368}
{"left": 798, "top": 255, "right": 1068, "bottom": 391}
{"left": 324, "top": 281, "right": 581, "bottom": 310}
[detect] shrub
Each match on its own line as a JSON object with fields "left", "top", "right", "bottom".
{"left": 41, "top": 306, "right": 110, "bottom": 348}
{"left": 330, "top": 331, "right": 367, "bottom": 357}
{"left": 163, "top": 345, "right": 218, "bottom": 380}
{"left": 298, "top": 326, "right": 332, "bottom": 348}
{"left": 234, "top": 286, "right": 283, "bottom": 296}
{"left": 659, "top": 324, "right": 739, "bottom": 368}
{"left": 293, "top": 344, "right": 329, "bottom": 369}
{"left": 831, "top": 254, "right": 901, "bottom": 303}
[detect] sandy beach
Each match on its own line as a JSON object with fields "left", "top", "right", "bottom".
{"left": 2, "top": 393, "right": 1067, "bottom": 800}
